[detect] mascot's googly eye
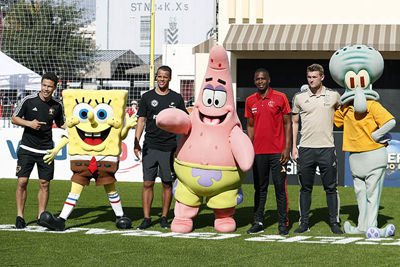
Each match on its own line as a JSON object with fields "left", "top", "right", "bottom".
{"left": 214, "top": 90, "right": 226, "bottom": 108}
{"left": 345, "top": 71, "right": 357, "bottom": 90}
{"left": 202, "top": 88, "right": 214, "bottom": 107}
{"left": 345, "top": 70, "right": 371, "bottom": 90}
{"left": 93, "top": 104, "right": 114, "bottom": 123}
{"left": 73, "top": 103, "right": 93, "bottom": 122}
{"left": 357, "top": 70, "right": 370, "bottom": 89}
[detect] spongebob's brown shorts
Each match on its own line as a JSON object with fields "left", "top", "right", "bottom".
{"left": 70, "top": 160, "right": 119, "bottom": 186}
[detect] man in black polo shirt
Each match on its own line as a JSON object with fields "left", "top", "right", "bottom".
{"left": 134, "top": 65, "right": 187, "bottom": 229}
{"left": 11, "top": 72, "right": 65, "bottom": 229}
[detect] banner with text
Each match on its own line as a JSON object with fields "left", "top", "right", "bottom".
{"left": 344, "top": 132, "right": 400, "bottom": 187}
{"left": 0, "top": 128, "right": 143, "bottom": 182}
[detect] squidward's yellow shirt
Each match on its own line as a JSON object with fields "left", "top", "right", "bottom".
{"left": 334, "top": 100, "right": 394, "bottom": 152}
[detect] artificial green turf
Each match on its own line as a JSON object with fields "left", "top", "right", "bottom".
{"left": 1, "top": 178, "right": 399, "bottom": 266}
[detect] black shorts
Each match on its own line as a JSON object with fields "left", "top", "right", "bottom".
{"left": 142, "top": 147, "right": 175, "bottom": 183}
{"left": 16, "top": 148, "right": 54, "bottom": 181}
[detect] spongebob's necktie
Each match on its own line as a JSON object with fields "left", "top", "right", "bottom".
{"left": 88, "top": 156, "right": 98, "bottom": 174}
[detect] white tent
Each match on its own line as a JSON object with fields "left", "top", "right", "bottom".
{"left": 0, "top": 51, "right": 41, "bottom": 91}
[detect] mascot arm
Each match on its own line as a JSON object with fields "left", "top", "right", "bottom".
{"left": 229, "top": 126, "right": 254, "bottom": 172}
{"left": 43, "top": 136, "right": 69, "bottom": 164}
{"left": 371, "top": 118, "right": 396, "bottom": 143}
{"left": 156, "top": 108, "right": 191, "bottom": 135}
{"left": 121, "top": 113, "right": 137, "bottom": 140}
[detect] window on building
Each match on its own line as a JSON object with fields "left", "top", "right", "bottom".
{"left": 140, "top": 16, "right": 150, "bottom": 47}
{"left": 180, "top": 79, "right": 194, "bottom": 107}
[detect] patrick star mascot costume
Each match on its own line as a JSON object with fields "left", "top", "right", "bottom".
{"left": 156, "top": 45, "right": 254, "bottom": 233}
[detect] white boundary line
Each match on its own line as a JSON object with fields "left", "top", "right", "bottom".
{"left": 1, "top": 225, "right": 399, "bottom": 245}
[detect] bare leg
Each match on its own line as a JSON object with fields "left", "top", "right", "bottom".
{"left": 16, "top": 178, "right": 29, "bottom": 218}
{"left": 142, "top": 181, "right": 155, "bottom": 218}
{"left": 161, "top": 182, "right": 172, "bottom": 217}
{"left": 38, "top": 179, "right": 50, "bottom": 218}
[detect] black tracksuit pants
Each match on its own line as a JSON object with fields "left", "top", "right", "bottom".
{"left": 297, "top": 147, "right": 340, "bottom": 225}
{"left": 252, "top": 153, "right": 289, "bottom": 226}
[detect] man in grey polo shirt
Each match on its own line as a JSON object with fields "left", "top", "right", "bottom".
{"left": 291, "top": 64, "right": 343, "bottom": 234}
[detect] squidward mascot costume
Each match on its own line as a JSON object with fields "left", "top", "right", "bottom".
{"left": 156, "top": 45, "right": 254, "bottom": 233}
{"left": 330, "top": 45, "right": 396, "bottom": 238}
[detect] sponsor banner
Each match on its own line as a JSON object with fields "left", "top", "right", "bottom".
{"left": 344, "top": 132, "right": 400, "bottom": 187}
{"left": 1, "top": 225, "right": 400, "bottom": 246}
{"left": 0, "top": 128, "right": 143, "bottom": 182}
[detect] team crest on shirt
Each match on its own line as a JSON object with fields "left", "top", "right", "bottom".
{"left": 48, "top": 107, "right": 55, "bottom": 115}
{"left": 169, "top": 102, "right": 176, "bottom": 108}
{"left": 268, "top": 100, "right": 275, "bottom": 107}
{"left": 151, "top": 100, "right": 159, "bottom": 107}
{"left": 251, "top": 107, "right": 257, "bottom": 114}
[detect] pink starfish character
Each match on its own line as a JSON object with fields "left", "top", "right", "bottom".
{"left": 156, "top": 45, "right": 254, "bottom": 233}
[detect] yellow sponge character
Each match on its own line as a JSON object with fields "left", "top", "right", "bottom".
{"left": 62, "top": 89, "right": 133, "bottom": 156}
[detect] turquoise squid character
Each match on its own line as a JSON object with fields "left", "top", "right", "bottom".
{"left": 331, "top": 45, "right": 396, "bottom": 238}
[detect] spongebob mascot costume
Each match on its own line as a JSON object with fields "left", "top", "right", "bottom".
{"left": 330, "top": 45, "right": 396, "bottom": 238}
{"left": 39, "top": 90, "right": 136, "bottom": 231}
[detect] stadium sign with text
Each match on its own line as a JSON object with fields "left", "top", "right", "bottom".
{"left": 0, "top": 128, "right": 143, "bottom": 182}
{"left": 96, "top": 0, "right": 215, "bottom": 54}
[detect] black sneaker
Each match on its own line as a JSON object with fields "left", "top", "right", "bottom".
{"left": 137, "top": 217, "right": 152, "bottom": 230}
{"left": 278, "top": 224, "right": 289, "bottom": 236}
{"left": 15, "top": 216, "right": 26, "bottom": 229}
{"left": 247, "top": 222, "right": 264, "bottom": 234}
{"left": 37, "top": 218, "right": 43, "bottom": 227}
{"left": 39, "top": 211, "right": 66, "bottom": 231}
{"left": 160, "top": 216, "right": 170, "bottom": 229}
{"left": 116, "top": 215, "right": 132, "bottom": 229}
{"left": 330, "top": 223, "right": 344, "bottom": 234}
{"left": 36, "top": 214, "right": 47, "bottom": 227}
{"left": 294, "top": 223, "right": 310, "bottom": 234}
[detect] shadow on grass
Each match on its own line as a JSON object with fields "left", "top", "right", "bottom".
{"left": 340, "top": 204, "right": 394, "bottom": 227}
{"left": 40, "top": 205, "right": 181, "bottom": 229}
{"left": 189, "top": 205, "right": 255, "bottom": 230}
{"left": 238, "top": 204, "right": 392, "bottom": 230}
{"left": 22, "top": 204, "right": 397, "bottom": 231}
{"left": 187, "top": 205, "right": 296, "bottom": 231}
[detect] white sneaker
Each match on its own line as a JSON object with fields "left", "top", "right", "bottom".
{"left": 344, "top": 221, "right": 364, "bottom": 234}
{"left": 384, "top": 224, "right": 395, "bottom": 237}
{"left": 366, "top": 227, "right": 380, "bottom": 239}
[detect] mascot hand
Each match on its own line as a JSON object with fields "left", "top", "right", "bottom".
{"left": 125, "top": 113, "right": 137, "bottom": 129}
{"left": 43, "top": 149, "right": 57, "bottom": 164}
{"left": 371, "top": 118, "right": 395, "bottom": 143}
{"left": 373, "top": 132, "right": 392, "bottom": 144}
{"left": 43, "top": 136, "right": 69, "bottom": 164}
{"left": 121, "top": 114, "right": 137, "bottom": 140}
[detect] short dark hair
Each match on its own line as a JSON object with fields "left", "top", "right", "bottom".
{"left": 157, "top": 65, "right": 172, "bottom": 77}
{"left": 254, "top": 68, "right": 269, "bottom": 79}
{"left": 42, "top": 72, "right": 59, "bottom": 86}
